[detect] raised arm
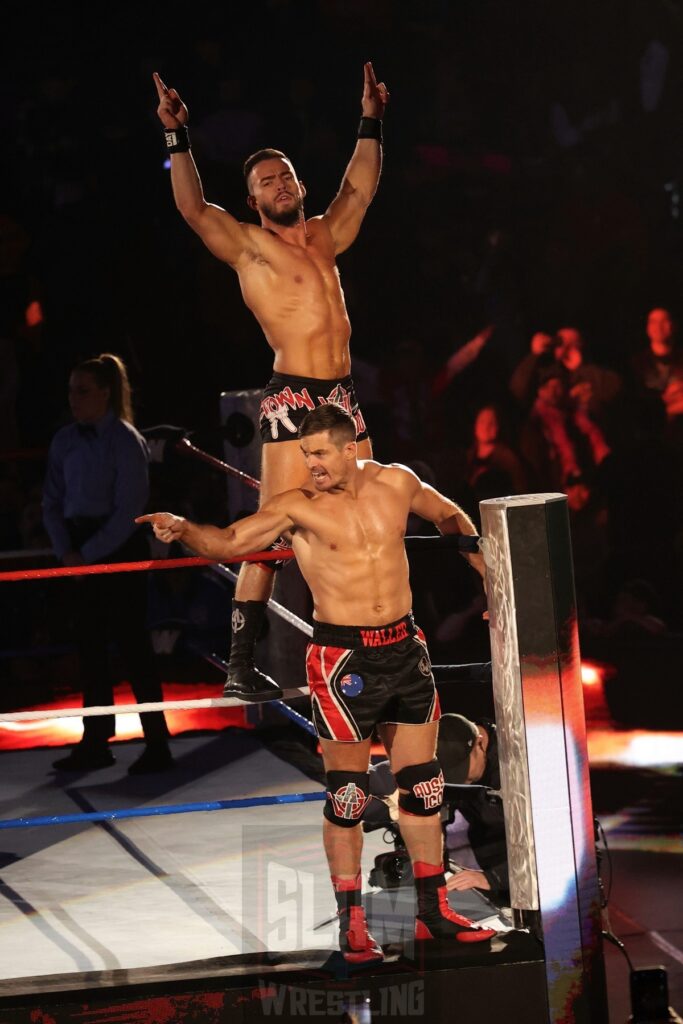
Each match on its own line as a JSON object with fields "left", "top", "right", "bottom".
{"left": 323, "top": 62, "right": 389, "bottom": 254}
{"left": 136, "top": 492, "right": 297, "bottom": 561}
{"left": 153, "top": 72, "right": 251, "bottom": 268}
{"left": 432, "top": 326, "right": 495, "bottom": 397}
{"left": 407, "top": 474, "right": 485, "bottom": 579}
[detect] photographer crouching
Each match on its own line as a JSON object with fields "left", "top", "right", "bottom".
{"left": 364, "top": 714, "right": 508, "bottom": 902}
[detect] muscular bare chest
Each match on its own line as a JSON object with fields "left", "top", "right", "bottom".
{"left": 239, "top": 233, "right": 345, "bottom": 317}
{"left": 299, "top": 488, "right": 409, "bottom": 560}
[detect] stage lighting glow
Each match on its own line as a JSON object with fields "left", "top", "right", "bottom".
{"left": 581, "top": 663, "right": 601, "bottom": 686}
{"left": 0, "top": 684, "right": 250, "bottom": 751}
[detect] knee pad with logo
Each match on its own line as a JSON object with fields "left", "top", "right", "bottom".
{"left": 324, "top": 770, "right": 371, "bottom": 828}
{"left": 395, "top": 760, "right": 444, "bottom": 816}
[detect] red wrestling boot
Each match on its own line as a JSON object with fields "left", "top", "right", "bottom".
{"left": 413, "top": 862, "right": 496, "bottom": 943}
{"left": 332, "top": 873, "right": 384, "bottom": 964}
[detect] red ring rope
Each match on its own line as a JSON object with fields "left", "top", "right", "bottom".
{"left": 0, "top": 550, "right": 293, "bottom": 582}
{"left": 176, "top": 438, "right": 260, "bottom": 489}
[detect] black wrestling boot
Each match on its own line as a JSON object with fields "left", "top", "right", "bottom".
{"left": 333, "top": 873, "right": 384, "bottom": 963}
{"left": 223, "top": 600, "right": 283, "bottom": 702}
{"left": 414, "top": 862, "right": 496, "bottom": 943}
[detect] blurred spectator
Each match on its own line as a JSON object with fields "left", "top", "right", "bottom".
{"left": 632, "top": 307, "right": 682, "bottom": 394}
{"left": 553, "top": 327, "right": 622, "bottom": 422}
{"left": 42, "top": 353, "right": 172, "bottom": 774}
{"left": 509, "top": 329, "right": 555, "bottom": 407}
{"left": 520, "top": 365, "right": 610, "bottom": 501}
{"left": 631, "top": 306, "right": 683, "bottom": 440}
{"left": 465, "top": 403, "right": 528, "bottom": 501}
{"left": 510, "top": 326, "right": 621, "bottom": 424}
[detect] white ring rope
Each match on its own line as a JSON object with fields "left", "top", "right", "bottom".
{"left": 206, "top": 559, "right": 314, "bottom": 638}
{"left": 0, "top": 686, "right": 311, "bottom": 723}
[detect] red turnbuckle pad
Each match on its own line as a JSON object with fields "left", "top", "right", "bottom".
{"left": 340, "top": 906, "right": 384, "bottom": 963}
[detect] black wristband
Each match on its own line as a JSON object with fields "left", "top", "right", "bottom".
{"left": 358, "top": 116, "right": 382, "bottom": 144}
{"left": 164, "top": 125, "right": 190, "bottom": 154}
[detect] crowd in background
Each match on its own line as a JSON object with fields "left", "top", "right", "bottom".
{"left": 1, "top": 0, "right": 682, "bottom": 718}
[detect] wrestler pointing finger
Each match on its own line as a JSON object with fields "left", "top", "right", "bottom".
{"left": 138, "top": 404, "right": 495, "bottom": 960}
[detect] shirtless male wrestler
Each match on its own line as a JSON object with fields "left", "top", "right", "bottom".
{"left": 154, "top": 63, "right": 388, "bottom": 703}
{"left": 138, "top": 404, "right": 496, "bottom": 961}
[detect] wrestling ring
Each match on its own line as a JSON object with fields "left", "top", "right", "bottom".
{"left": 0, "top": 424, "right": 608, "bottom": 1023}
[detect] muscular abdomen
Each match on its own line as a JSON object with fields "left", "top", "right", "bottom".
{"left": 295, "top": 540, "right": 413, "bottom": 627}
{"left": 239, "top": 243, "right": 352, "bottom": 378}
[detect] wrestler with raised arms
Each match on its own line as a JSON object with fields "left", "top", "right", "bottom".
{"left": 154, "top": 63, "right": 388, "bottom": 702}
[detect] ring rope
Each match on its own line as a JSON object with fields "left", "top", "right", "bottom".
{"left": 0, "top": 687, "right": 310, "bottom": 722}
{"left": 193, "top": 647, "right": 317, "bottom": 737}
{"left": 0, "top": 663, "right": 491, "bottom": 723}
{"left": 205, "top": 559, "right": 314, "bottom": 637}
{"left": 176, "top": 437, "right": 260, "bottom": 490}
{"left": 0, "top": 533, "right": 480, "bottom": 583}
{"left": 0, "top": 790, "right": 327, "bottom": 831}
{"left": 0, "top": 550, "right": 294, "bottom": 582}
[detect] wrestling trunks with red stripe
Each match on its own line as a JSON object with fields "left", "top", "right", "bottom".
{"left": 306, "top": 613, "right": 441, "bottom": 742}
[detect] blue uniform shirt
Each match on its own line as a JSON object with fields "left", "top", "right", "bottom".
{"left": 42, "top": 409, "right": 150, "bottom": 564}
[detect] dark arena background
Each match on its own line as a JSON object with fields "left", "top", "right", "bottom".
{"left": 1, "top": 2, "right": 682, "bottom": 1022}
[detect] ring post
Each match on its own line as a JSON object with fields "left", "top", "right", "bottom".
{"left": 480, "top": 493, "right": 607, "bottom": 1024}
{"left": 220, "top": 388, "right": 262, "bottom": 518}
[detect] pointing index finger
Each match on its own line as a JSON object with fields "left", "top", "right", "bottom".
{"left": 152, "top": 72, "right": 169, "bottom": 100}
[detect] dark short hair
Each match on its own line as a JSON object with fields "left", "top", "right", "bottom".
{"left": 243, "top": 148, "right": 290, "bottom": 192}
{"left": 299, "top": 405, "right": 357, "bottom": 446}
{"left": 436, "top": 714, "right": 479, "bottom": 785}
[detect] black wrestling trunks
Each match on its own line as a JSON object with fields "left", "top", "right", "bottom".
{"left": 306, "top": 613, "right": 441, "bottom": 742}
{"left": 259, "top": 372, "right": 369, "bottom": 443}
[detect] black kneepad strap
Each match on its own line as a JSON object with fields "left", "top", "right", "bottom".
{"left": 324, "top": 771, "right": 370, "bottom": 828}
{"left": 395, "top": 760, "right": 444, "bottom": 816}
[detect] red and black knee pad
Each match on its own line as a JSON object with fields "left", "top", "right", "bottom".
{"left": 395, "top": 760, "right": 445, "bottom": 816}
{"left": 323, "top": 771, "right": 371, "bottom": 828}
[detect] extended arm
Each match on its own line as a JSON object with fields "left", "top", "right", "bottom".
{"left": 136, "top": 493, "right": 297, "bottom": 561}
{"left": 323, "top": 63, "right": 389, "bottom": 254}
{"left": 408, "top": 476, "right": 484, "bottom": 579}
{"left": 153, "top": 72, "right": 251, "bottom": 267}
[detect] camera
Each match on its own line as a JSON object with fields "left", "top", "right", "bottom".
{"left": 369, "top": 848, "right": 413, "bottom": 890}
